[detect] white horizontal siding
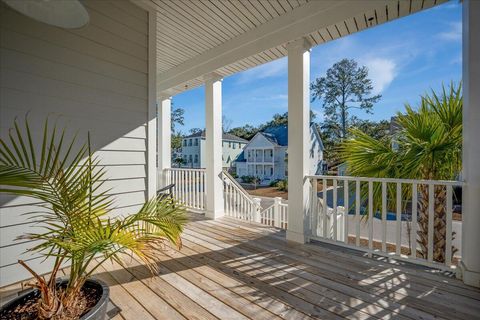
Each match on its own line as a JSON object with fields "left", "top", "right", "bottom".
{"left": 0, "top": 0, "right": 150, "bottom": 286}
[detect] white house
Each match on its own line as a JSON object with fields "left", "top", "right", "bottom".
{"left": 180, "top": 131, "right": 247, "bottom": 169}
{"left": 236, "top": 124, "right": 324, "bottom": 184}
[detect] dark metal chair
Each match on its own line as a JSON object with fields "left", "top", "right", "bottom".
{"left": 157, "top": 183, "right": 175, "bottom": 201}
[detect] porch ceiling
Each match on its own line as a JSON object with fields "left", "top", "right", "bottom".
{"left": 149, "top": 0, "right": 448, "bottom": 96}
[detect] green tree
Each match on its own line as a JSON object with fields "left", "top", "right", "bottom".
{"left": 311, "top": 58, "right": 381, "bottom": 139}
{"left": 171, "top": 107, "right": 185, "bottom": 132}
{"left": 170, "top": 106, "right": 186, "bottom": 150}
{"left": 228, "top": 124, "right": 259, "bottom": 140}
{"left": 189, "top": 127, "right": 203, "bottom": 135}
{"left": 171, "top": 131, "right": 184, "bottom": 150}
{"left": 339, "top": 83, "right": 462, "bottom": 263}
{"left": 173, "top": 156, "right": 186, "bottom": 167}
{"left": 319, "top": 119, "right": 390, "bottom": 164}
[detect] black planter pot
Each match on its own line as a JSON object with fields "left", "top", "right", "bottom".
{"left": 0, "top": 278, "right": 109, "bottom": 320}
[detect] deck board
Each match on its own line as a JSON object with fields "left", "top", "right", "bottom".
{"left": 2, "top": 213, "right": 480, "bottom": 320}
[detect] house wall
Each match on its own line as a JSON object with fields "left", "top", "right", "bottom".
{"left": 236, "top": 126, "right": 323, "bottom": 183}
{"left": 181, "top": 137, "right": 201, "bottom": 167}
{"left": 0, "top": 0, "right": 151, "bottom": 286}
{"left": 274, "top": 146, "right": 288, "bottom": 180}
{"left": 180, "top": 137, "right": 245, "bottom": 169}
{"left": 222, "top": 140, "right": 245, "bottom": 169}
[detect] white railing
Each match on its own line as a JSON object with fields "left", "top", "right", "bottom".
{"left": 221, "top": 171, "right": 261, "bottom": 222}
{"left": 165, "top": 168, "right": 206, "bottom": 211}
{"left": 308, "top": 175, "right": 463, "bottom": 270}
{"left": 260, "top": 197, "right": 288, "bottom": 229}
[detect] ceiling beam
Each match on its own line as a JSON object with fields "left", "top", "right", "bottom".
{"left": 156, "top": 0, "right": 389, "bottom": 92}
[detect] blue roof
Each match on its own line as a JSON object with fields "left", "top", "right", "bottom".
{"left": 261, "top": 124, "right": 288, "bottom": 146}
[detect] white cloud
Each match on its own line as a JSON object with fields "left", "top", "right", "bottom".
{"left": 362, "top": 58, "right": 397, "bottom": 94}
{"left": 251, "top": 94, "right": 288, "bottom": 101}
{"left": 438, "top": 22, "right": 462, "bottom": 42}
{"left": 236, "top": 57, "right": 287, "bottom": 83}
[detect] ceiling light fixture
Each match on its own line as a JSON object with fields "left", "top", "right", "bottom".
{"left": 2, "top": 0, "right": 89, "bottom": 29}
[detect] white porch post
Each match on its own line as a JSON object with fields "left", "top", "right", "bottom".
{"left": 286, "top": 37, "right": 312, "bottom": 244}
{"left": 157, "top": 96, "right": 171, "bottom": 188}
{"left": 146, "top": 9, "right": 158, "bottom": 200}
{"left": 460, "top": 0, "right": 480, "bottom": 288}
{"left": 205, "top": 73, "right": 224, "bottom": 219}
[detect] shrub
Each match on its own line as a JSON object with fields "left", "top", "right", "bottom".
{"left": 276, "top": 179, "right": 288, "bottom": 191}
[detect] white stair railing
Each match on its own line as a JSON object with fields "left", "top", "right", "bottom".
{"left": 308, "top": 175, "right": 463, "bottom": 271}
{"left": 221, "top": 171, "right": 261, "bottom": 222}
{"left": 164, "top": 168, "right": 206, "bottom": 211}
{"left": 260, "top": 197, "right": 288, "bottom": 229}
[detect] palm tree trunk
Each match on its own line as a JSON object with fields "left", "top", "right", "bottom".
{"left": 415, "top": 185, "right": 456, "bottom": 263}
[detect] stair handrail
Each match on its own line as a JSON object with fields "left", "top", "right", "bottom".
{"left": 221, "top": 170, "right": 257, "bottom": 204}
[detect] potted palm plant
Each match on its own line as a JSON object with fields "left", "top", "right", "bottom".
{"left": 0, "top": 116, "right": 187, "bottom": 319}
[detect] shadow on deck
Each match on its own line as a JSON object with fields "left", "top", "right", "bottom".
{"left": 96, "top": 212, "right": 480, "bottom": 320}
{"left": 2, "top": 212, "right": 480, "bottom": 320}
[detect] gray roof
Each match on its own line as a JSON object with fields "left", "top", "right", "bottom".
{"left": 257, "top": 123, "right": 324, "bottom": 150}
{"left": 261, "top": 124, "right": 288, "bottom": 146}
{"left": 184, "top": 130, "right": 248, "bottom": 143}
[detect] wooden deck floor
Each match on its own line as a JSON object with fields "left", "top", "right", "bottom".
{"left": 2, "top": 213, "right": 480, "bottom": 319}
{"left": 97, "top": 213, "right": 480, "bottom": 320}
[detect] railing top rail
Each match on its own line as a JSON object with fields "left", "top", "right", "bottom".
{"left": 165, "top": 167, "right": 207, "bottom": 172}
{"left": 260, "top": 204, "right": 274, "bottom": 214}
{"left": 307, "top": 175, "right": 464, "bottom": 186}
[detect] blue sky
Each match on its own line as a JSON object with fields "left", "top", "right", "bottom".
{"left": 172, "top": 2, "right": 462, "bottom": 133}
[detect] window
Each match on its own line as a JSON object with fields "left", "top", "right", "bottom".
{"left": 228, "top": 142, "right": 231, "bottom": 148}
{"left": 270, "top": 167, "right": 274, "bottom": 175}
{"left": 194, "top": 155, "right": 198, "bottom": 163}
{"left": 233, "top": 143, "right": 236, "bottom": 149}
{"left": 183, "top": 140, "right": 187, "bottom": 147}
{"left": 188, "top": 139, "right": 192, "bottom": 146}
{"left": 194, "top": 138, "right": 198, "bottom": 146}
{"left": 189, "top": 155, "right": 193, "bottom": 163}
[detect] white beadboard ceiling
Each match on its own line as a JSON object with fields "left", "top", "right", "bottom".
{"left": 149, "top": 0, "right": 448, "bottom": 95}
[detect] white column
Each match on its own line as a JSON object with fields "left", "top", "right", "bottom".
{"left": 158, "top": 96, "right": 171, "bottom": 188}
{"left": 286, "top": 37, "right": 312, "bottom": 244}
{"left": 146, "top": 10, "right": 158, "bottom": 200}
{"left": 460, "top": 0, "right": 480, "bottom": 288}
{"left": 205, "top": 73, "right": 224, "bottom": 219}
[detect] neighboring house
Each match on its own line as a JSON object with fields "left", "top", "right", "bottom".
{"left": 236, "top": 124, "right": 324, "bottom": 184}
{"left": 335, "top": 162, "right": 348, "bottom": 176}
{"left": 181, "top": 131, "right": 248, "bottom": 169}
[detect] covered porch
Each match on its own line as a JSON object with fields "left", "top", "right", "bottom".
{"left": 1, "top": 0, "right": 480, "bottom": 317}
{"left": 156, "top": 0, "right": 480, "bottom": 288}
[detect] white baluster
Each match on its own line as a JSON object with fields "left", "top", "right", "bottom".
{"left": 355, "top": 179, "right": 361, "bottom": 246}
{"left": 343, "top": 179, "right": 349, "bottom": 244}
{"left": 396, "top": 182, "right": 402, "bottom": 256}
{"left": 381, "top": 181, "right": 387, "bottom": 252}
{"left": 411, "top": 183, "right": 418, "bottom": 259}
{"left": 333, "top": 179, "right": 338, "bottom": 241}
{"left": 428, "top": 184, "right": 434, "bottom": 262}
{"left": 446, "top": 185, "right": 453, "bottom": 266}
{"left": 368, "top": 181, "right": 373, "bottom": 255}
{"left": 323, "top": 178, "right": 328, "bottom": 238}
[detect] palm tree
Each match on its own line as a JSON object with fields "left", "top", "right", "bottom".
{"left": 0, "top": 116, "right": 187, "bottom": 319}
{"left": 339, "top": 83, "right": 462, "bottom": 263}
